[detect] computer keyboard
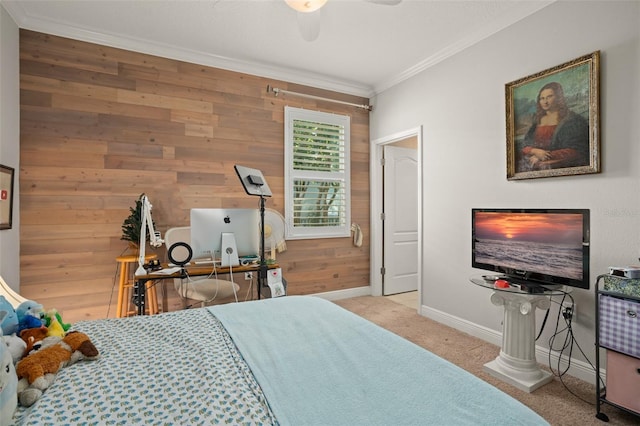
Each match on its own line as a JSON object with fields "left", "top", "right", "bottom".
{"left": 194, "top": 259, "right": 220, "bottom": 265}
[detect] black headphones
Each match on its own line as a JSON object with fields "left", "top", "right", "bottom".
{"left": 167, "top": 242, "right": 192, "bottom": 267}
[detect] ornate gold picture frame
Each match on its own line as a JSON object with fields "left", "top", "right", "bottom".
{"left": 506, "top": 51, "right": 600, "bottom": 180}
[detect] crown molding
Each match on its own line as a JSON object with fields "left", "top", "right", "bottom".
{"left": 2, "top": 1, "right": 374, "bottom": 98}
{"left": 3, "top": 0, "right": 554, "bottom": 99}
{"left": 373, "top": 0, "right": 555, "bottom": 95}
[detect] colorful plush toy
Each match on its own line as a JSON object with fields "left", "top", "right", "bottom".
{"left": 16, "top": 331, "right": 99, "bottom": 407}
{"left": 45, "top": 315, "right": 66, "bottom": 339}
{"left": 0, "top": 335, "right": 18, "bottom": 424}
{"left": 19, "top": 327, "right": 49, "bottom": 356}
{"left": 17, "top": 314, "right": 43, "bottom": 333}
{"left": 16, "top": 300, "right": 44, "bottom": 333}
{"left": 3, "top": 333, "right": 27, "bottom": 364}
{"left": 0, "top": 296, "right": 19, "bottom": 336}
{"left": 42, "top": 309, "right": 71, "bottom": 333}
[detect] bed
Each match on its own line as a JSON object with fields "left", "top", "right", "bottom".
{"left": 12, "top": 296, "right": 548, "bottom": 425}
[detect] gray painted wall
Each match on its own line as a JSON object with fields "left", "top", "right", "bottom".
{"left": 371, "top": 0, "right": 640, "bottom": 370}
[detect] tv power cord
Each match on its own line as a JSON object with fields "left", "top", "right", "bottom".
{"left": 545, "top": 291, "right": 603, "bottom": 405}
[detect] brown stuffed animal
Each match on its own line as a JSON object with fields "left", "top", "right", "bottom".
{"left": 19, "top": 326, "right": 48, "bottom": 357}
{"left": 16, "top": 331, "right": 99, "bottom": 406}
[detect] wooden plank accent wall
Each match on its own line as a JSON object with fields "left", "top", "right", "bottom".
{"left": 19, "top": 30, "right": 370, "bottom": 323}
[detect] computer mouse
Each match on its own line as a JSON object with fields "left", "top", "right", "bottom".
{"left": 494, "top": 279, "right": 510, "bottom": 289}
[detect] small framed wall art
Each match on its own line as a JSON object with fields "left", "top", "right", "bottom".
{"left": 505, "top": 51, "right": 600, "bottom": 180}
{"left": 0, "top": 164, "right": 15, "bottom": 230}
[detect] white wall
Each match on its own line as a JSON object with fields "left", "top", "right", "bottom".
{"left": 0, "top": 4, "right": 20, "bottom": 288}
{"left": 371, "top": 0, "right": 640, "bottom": 373}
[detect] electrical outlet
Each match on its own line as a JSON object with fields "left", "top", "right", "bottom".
{"left": 245, "top": 272, "right": 253, "bottom": 281}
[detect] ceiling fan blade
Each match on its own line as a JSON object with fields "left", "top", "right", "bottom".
{"left": 297, "top": 10, "right": 321, "bottom": 42}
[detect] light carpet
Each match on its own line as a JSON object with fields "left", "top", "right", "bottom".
{"left": 334, "top": 296, "right": 638, "bottom": 426}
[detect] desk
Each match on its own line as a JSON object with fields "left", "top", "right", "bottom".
{"left": 470, "top": 276, "right": 567, "bottom": 392}
{"left": 134, "top": 263, "right": 279, "bottom": 316}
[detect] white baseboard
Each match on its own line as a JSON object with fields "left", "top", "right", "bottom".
{"left": 311, "top": 286, "right": 371, "bottom": 301}
{"left": 420, "top": 304, "right": 600, "bottom": 385}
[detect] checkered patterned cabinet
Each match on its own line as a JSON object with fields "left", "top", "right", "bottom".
{"left": 595, "top": 275, "right": 640, "bottom": 421}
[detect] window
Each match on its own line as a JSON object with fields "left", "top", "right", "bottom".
{"left": 284, "top": 106, "right": 350, "bottom": 239}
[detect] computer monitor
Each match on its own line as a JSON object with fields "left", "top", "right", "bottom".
{"left": 190, "top": 208, "right": 260, "bottom": 263}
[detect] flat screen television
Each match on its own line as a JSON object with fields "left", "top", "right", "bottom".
{"left": 190, "top": 208, "right": 260, "bottom": 263}
{"left": 472, "top": 208, "right": 590, "bottom": 290}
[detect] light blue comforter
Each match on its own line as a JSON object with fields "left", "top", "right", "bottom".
{"left": 211, "top": 296, "right": 549, "bottom": 426}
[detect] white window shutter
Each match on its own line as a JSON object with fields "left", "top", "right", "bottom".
{"left": 285, "top": 106, "right": 351, "bottom": 239}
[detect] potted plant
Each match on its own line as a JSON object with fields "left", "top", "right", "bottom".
{"left": 121, "top": 193, "right": 155, "bottom": 251}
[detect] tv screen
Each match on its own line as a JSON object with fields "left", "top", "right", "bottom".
{"left": 472, "top": 208, "right": 590, "bottom": 289}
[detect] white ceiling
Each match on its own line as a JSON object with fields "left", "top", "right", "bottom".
{"left": 2, "top": 0, "right": 553, "bottom": 97}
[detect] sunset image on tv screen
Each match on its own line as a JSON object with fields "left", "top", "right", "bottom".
{"left": 474, "top": 212, "right": 583, "bottom": 244}
{"left": 474, "top": 212, "right": 583, "bottom": 279}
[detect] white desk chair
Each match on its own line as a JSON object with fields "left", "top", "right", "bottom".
{"left": 164, "top": 227, "right": 240, "bottom": 307}
{"left": 0, "top": 275, "right": 28, "bottom": 309}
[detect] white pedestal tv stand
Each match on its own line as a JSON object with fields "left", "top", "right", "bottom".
{"left": 471, "top": 276, "right": 566, "bottom": 393}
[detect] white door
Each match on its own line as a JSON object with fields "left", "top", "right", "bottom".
{"left": 383, "top": 145, "right": 419, "bottom": 295}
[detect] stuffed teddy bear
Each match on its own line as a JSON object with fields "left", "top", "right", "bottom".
{"left": 16, "top": 331, "right": 99, "bottom": 407}
{"left": 0, "top": 335, "right": 18, "bottom": 424}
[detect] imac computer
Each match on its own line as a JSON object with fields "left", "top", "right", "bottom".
{"left": 190, "top": 208, "right": 260, "bottom": 266}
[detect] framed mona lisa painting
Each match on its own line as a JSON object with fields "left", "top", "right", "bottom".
{"left": 505, "top": 51, "right": 600, "bottom": 180}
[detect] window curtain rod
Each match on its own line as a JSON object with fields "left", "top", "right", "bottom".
{"left": 266, "top": 85, "right": 372, "bottom": 111}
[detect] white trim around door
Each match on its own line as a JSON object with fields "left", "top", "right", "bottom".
{"left": 370, "top": 126, "right": 423, "bottom": 310}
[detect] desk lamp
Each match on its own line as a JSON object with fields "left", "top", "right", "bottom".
{"left": 134, "top": 195, "right": 164, "bottom": 277}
